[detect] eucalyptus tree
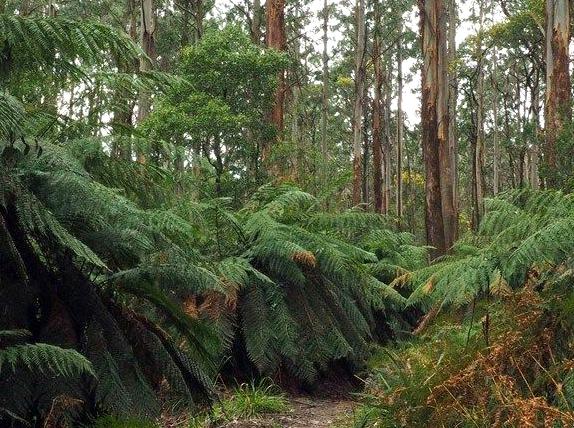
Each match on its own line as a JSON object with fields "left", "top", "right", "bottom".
{"left": 351, "top": 0, "right": 367, "bottom": 206}
{"left": 264, "top": 0, "right": 287, "bottom": 166}
{"left": 396, "top": 19, "right": 404, "bottom": 223}
{"left": 372, "top": 0, "right": 384, "bottom": 213}
{"left": 321, "top": 0, "right": 330, "bottom": 168}
{"left": 419, "top": 0, "right": 454, "bottom": 256}
{"left": 545, "top": 0, "right": 571, "bottom": 187}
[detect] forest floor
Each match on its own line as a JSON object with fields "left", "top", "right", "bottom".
{"left": 221, "top": 395, "right": 357, "bottom": 427}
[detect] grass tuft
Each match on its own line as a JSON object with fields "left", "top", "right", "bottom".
{"left": 189, "top": 379, "right": 290, "bottom": 427}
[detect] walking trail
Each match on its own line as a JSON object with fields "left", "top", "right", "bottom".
{"left": 223, "top": 395, "right": 357, "bottom": 428}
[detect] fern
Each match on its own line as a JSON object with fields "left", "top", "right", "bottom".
{"left": 0, "top": 341, "right": 95, "bottom": 378}
{"left": 0, "top": 14, "right": 140, "bottom": 79}
{"left": 0, "top": 92, "right": 24, "bottom": 138}
{"left": 224, "top": 185, "right": 413, "bottom": 382}
{"left": 0, "top": 90, "right": 210, "bottom": 427}
{"left": 406, "top": 189, "right": 574, "bottom": 310}
{"left": 0, "top": 10, "right": 218, "bottom": 425}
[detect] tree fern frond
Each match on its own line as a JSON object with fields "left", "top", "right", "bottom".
{"left": 408, "top": 190, "right": 574, "bottom": 310}
{"left": 0, "top": 14, "right": 140, "bottom": 73}
{"left": 118, "top": 280, "right": 221, "bottom": 376}
{"left": 0, "top": 92, "right": 24, "bottom": 138}
{"left": 0, "top": 343, "right": 95, "bottom": 378}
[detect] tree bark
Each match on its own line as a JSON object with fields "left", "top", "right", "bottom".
{"left": 372, "top": 0, "right": 383, "bottom": 214}
{"left": 251, "top": 0, "right": 262, "bottom": 44}
{"left": 291, "top": 4, "right": 302, "bottom": 180}
{"left": 472, "top": 0, "right": 485, "bottom": 229}
{"left": 447, "top": 0, "right": 458, "bottom": 235}
{"left": 544, "top": 0, "right": 571, "bottom": 187}
{"left": 111, "top": 0, "right": 138, "bottom": 160}
{"left": 396, "top": 22, "right": 404, "bottom": 225}
{"left": 180, "top": 0, "right": 191, "bottom": 46}
{"left": 437, "top": 0, "right": 455, "bottom": 250}
{"left": 192, "top": 0, "right": 204, "bottom": 42}
{"left": 321, "top": 0, "right": 329, "bottom": 171}
{"left": 263, "top": 0, "right": 286, "bottom": 165}
{"left": 530, "top": 69, "right": 541, "bottom": 189}
{"left": 352, "top": 0, "right": 366, "bottom": 206}
{"left": 420, "top": 0, "right": 450, "bottom": 257}
{"left": 492, "top": 49, "right": 500, "bottom": 194}
{"left": 136, "top": 0, "right": 156, "bottom": 164}
{"left": 362, "top": 93, "right": 370, "bottom": 205}
{"left": 382, "top": 62, "right": 392, "bottom": 215}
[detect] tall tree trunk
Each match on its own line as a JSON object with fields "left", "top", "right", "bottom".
{"left": 406, "top": 140, "right": 415, "bottom": 234}
{"left": 382, "top": 61, "right": 392, "bottom": 215}
{"left": 472, "top": 0, "right": 485, "bottom": 228}
{"left": 352, "top": 0, "right": 366, "bottom": 206}
{"left": 263, "top": 0, "right": 286, "bottom": 165}
{"left": 436, "top": 0, "right": 455, "bottom": 249}
{"left": 251, "top": 0, "right": 262, "bottom": 44}
{"left": 180, "top": 0, "right": 191, "bottom": 46}
{"left": 420, "top": 0, "right": 450, "bottom": 257}
{"left": 503, "top": 72, "right": 515, "bottom": 188}
{"left": 192, "top": 0, "right": 204, "bottom": 42}
{"left": 396, "top": 22, "right": 404, "bottom": 225}
{"left": 492, "top": 49, "right": 500, "bottom": 194}
{"left": 137, "top": 0, "right": 156, "bottom": 164}
{"left": 545, "top": 0, "right": 571, "bottom": 187}
{"left": 447, "top": 0, "right": 458, "bottom": 236}
{"left": 530, "top": 69, "right": 541, "bottom": 189}
{"left": 362, "top": 97, "right": 370, "bottom": 205}
{"left": 372, "top": 0, "right": 383, "bottom": 213}
{"left": 320, "top": 0, "right": 329, "bottom": 171}
{"left": 112, "top": 0, "right": 138, "bottom": 161}
{"left": 291, "top": 5, "right": 302, "bottom": 180}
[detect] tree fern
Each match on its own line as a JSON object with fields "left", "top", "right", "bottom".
{"left": 0, "top": 341, "right": 95, "bottom": 378}
{"left": 0, "top": 92, "right": 24, "bottom": 138}
{"left": 0, "top": 14, "right": 140, "bottom": 80}
{"left": 405, "top": 189, "right": 574, "bottom": 310}
{"left": 0, "top": 143, "right": 216, "bottom": 424}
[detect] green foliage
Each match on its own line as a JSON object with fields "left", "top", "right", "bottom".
{"left": 189, "top": 379, "right": 289, "bottom": 427}
{"left": 227, "top": 184, "right": 411, "bottom": 382}
{"left": 405, "top": 189, "right": 574, "bottom": 309}
{"left": 91, "top": 415, "right": 159, "bottom": 428}
{"left": 142, "top": 25, "right": 287, "bottom": 196}
{"left": 74, "top": 142, "right": 415, "bottom": 385}
{"left": 0, "top": 13, "right": 140, "bottom": 83}
{"left": 346, "top": 273, "right": 574, "bottom": 427}
{"left": 0, "top": 9, "right": 217, "bottom": 426}
{"left": 1, "top": 100, "right": 418, "bottom": 425}
{"left": 347, "top": 188, "right": 574, "bottom": 427}
{"left": 0, "top": 341, "right": 95, "bottom": 378}
{"left": 0, "top": 92, "right": 24, "bottom": 138}
{"left": 217, "top": 380, "right": 289, "bottom": 419}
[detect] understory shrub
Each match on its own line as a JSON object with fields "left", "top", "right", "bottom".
{"left": 348, "top": 264, "right": 574, "bottom": 427}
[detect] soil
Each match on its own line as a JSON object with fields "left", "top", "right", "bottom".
{"left": 221, "top": 395, "right": 357, "bottom": 427}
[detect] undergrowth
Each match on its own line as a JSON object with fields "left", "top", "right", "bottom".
{"left": 346, "top": 263, "right": 574, "bottom": 427}
{"left": 188, "top": 379, "right": 289, "bottom": 427}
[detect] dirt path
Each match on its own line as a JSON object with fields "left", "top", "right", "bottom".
{"left": 224, "top": 396, "right": 356, "bottom": 428}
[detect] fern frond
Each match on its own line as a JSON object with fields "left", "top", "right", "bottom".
{"left": 0, "top": 343, "right": 95, "bottom": 378}
{"left": 0, "top": 92, "right": 24, "bottom": 138}
{"left": 0, "top": 14, "right": 140, "bottom": 74}
{"left": 408, "top": 189, "right": 574, "bottom": 309}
